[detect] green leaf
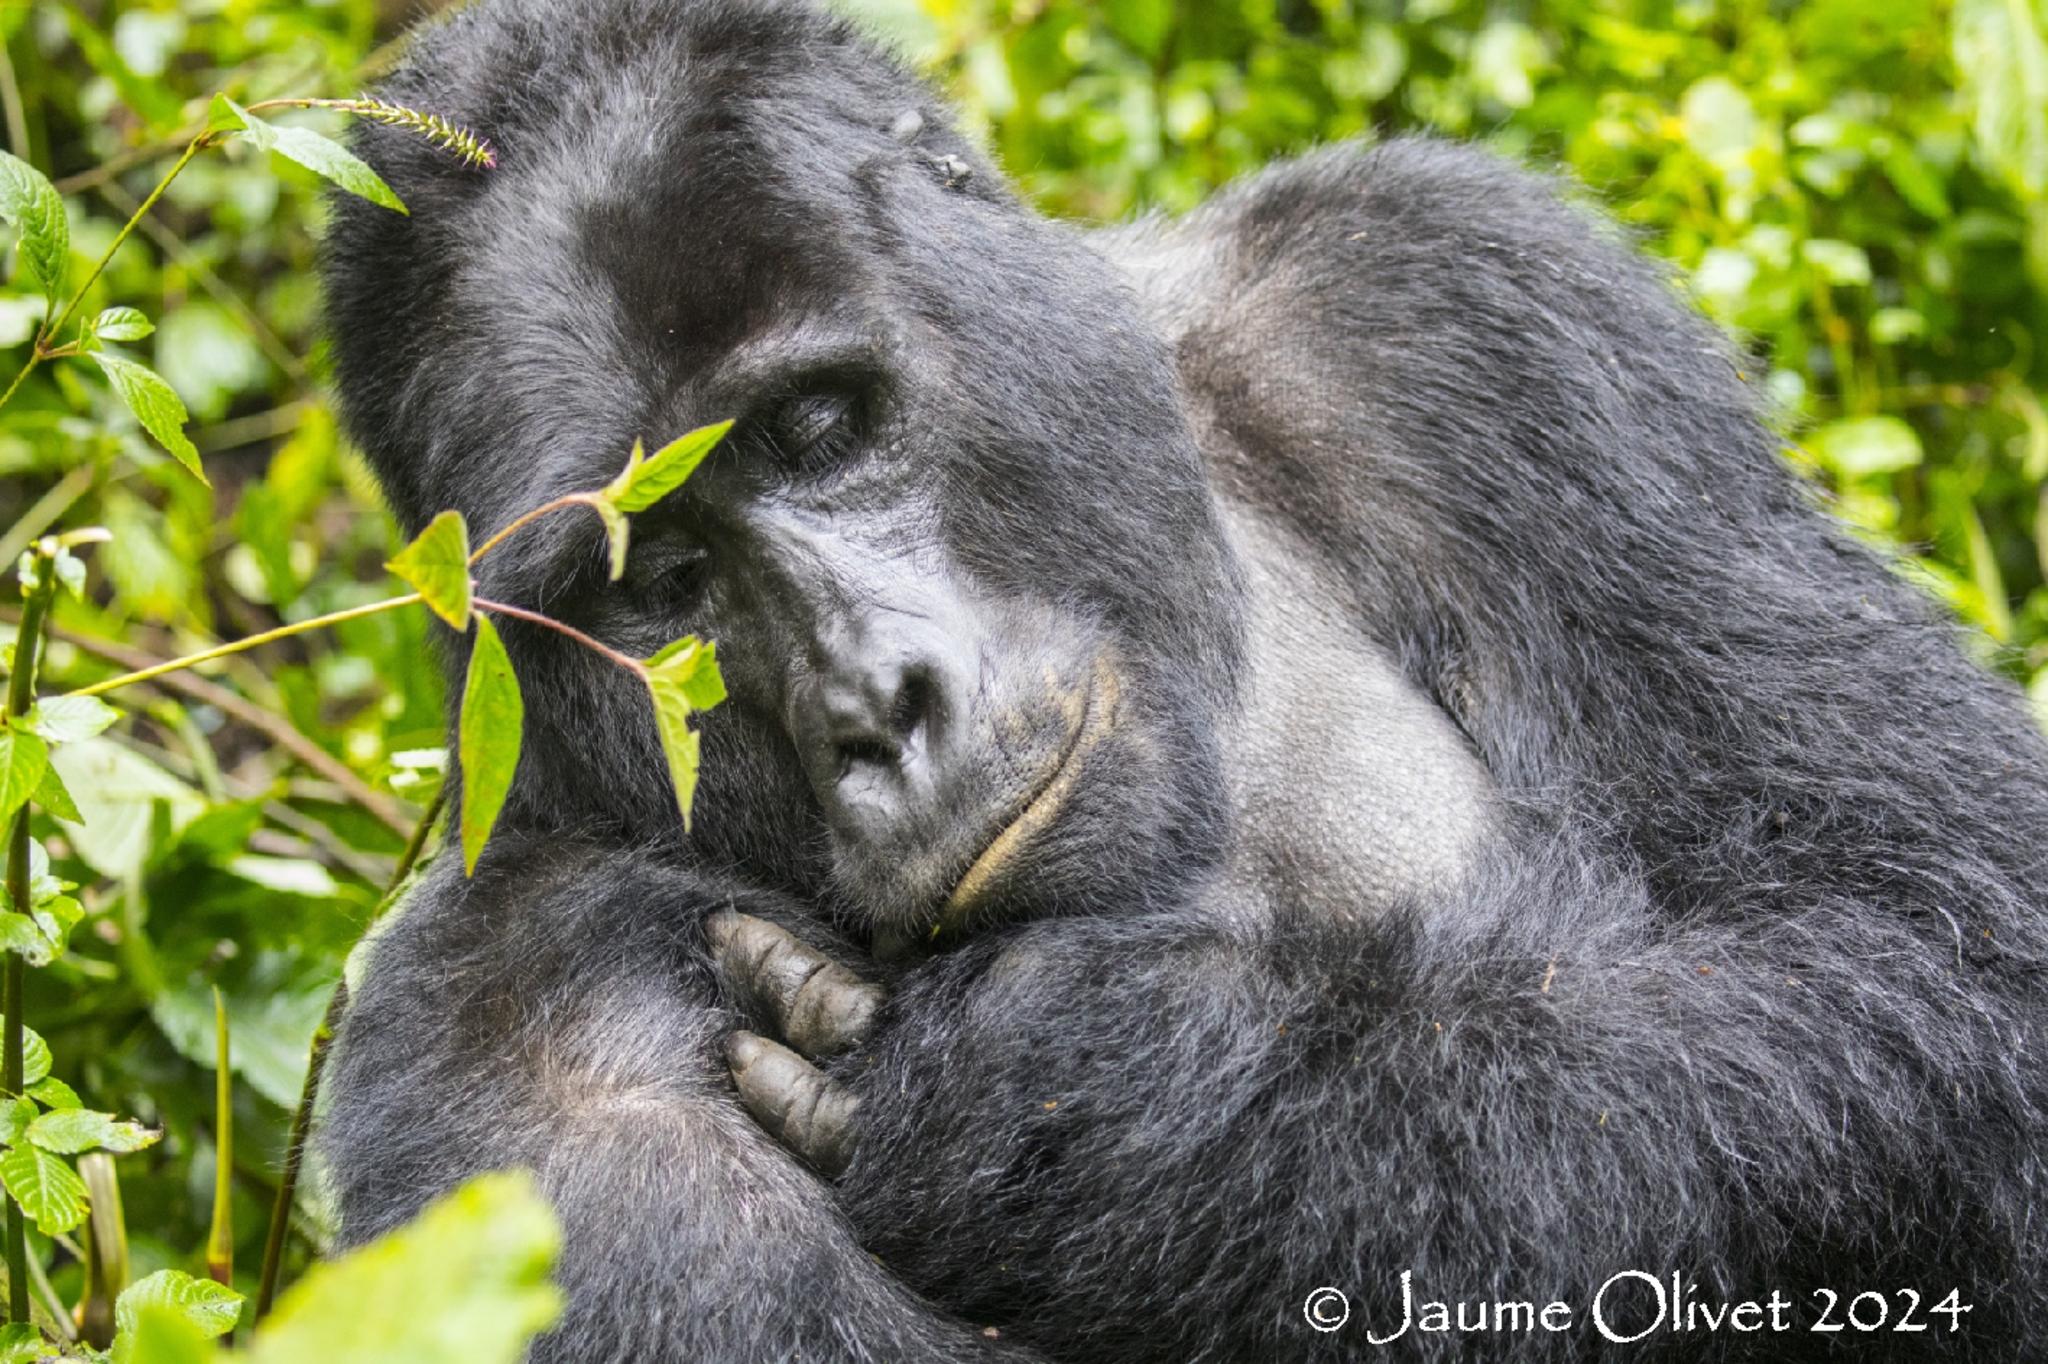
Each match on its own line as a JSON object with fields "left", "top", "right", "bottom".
{"left": 116, "top": 1305, "right": 217, "bottom": 1364}
{"left": 0, "top": 149, "right": 68, "bottom": 310}
{"left": 0, "top": 1322, "right": 41, "bottom": 1364}
{"left": 113, "top": 1270, "right": 242, "bottom": 1361}
{"left": 643, "top": 637, "right": 725, "bottom": 830}
{"left": 246, "top": 1170, "right": 560, "bottom": 1364}
{"left": 0, "top": 1096, "right": 35, "bottom": 1146}
{"left": 0, "top": 1141, "right": 88, "bottom": 1235}
{"left": 27, "top": 1076, "right": 79, "bottom": 1110}
{"left": 19, "top": 1026, "right": 49, "bottom": 1087}
{"left": 90, "top": 305, "right": 154, "bottom": 344}
{"left": 214, "top": 97, "right": 407, "bottom": 215}
{"left": 385, "top": 510, "right": 473, "bottom": 631}
{"left": 458, "top": 614, "right": 523, "bottom": 875}
{"left": 595, "top": 496, "right": 631, "bottom": 581}
{"left": 0, "top": 728, "right": 48, "bottom": 826}
{"left": 22, "top": 694, "right": 119, "bottom": 745}
{"left": 1800, "top": 238, "right": 1872, "bottom": 287}
{"left": 0, "top": 911, "right": 52, "bottom": 966}
{"left": 602, "top": 421, "right": 733, "bottom": 514}
{"left": 25, "top": 1107, "right": 159, "bottom": 1155}
{"left": 88, "top": 351, "right": 205, "bottom": 483}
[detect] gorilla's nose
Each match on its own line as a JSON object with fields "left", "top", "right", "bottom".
{"left": 791, "top": 646, "right": 950, "bottom": 831}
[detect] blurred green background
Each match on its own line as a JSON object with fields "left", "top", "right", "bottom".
{"left": 0, "top": 0, "right": 2039, "bottom": 1309}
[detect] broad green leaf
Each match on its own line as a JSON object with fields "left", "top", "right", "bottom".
{"left": 26, "top": 1107, "right": 159, "bottom": 1155}
{"left": 30, "top": 893, "right": 80, "bottom": 958}
{"left": 89, "top": 351, "right": 205, "bottom": 483}
{"left": 90, "top": 305, "right": 153, "bottom": 344}
{"left": 0, "top": 728, "right": 48, "bottom": 826}
{"left": 246, "top": 1170, "right": 560, "bottom": 1364}
{"left": 27, "top": 1076, "right": 78, "bottom": 1110}
{"left": 0, "top": 150, "right": 68, "bottom": 309}
{"left": 116, "top": 1305, "right": 217, "bottom": 1364}
{"left": 26, "top": 762, "right": 75, "bottom": 825}
{"left": 214, "top": 97, "right": 407, "bottom": 214}
{"left": 48, "top": 738, "right": 203, "bottom": 880}
{"left": 0, "top": 1142, "right": 88, "bottom": 1234}
{"left": 22, "top": 694, "right": 119, "bottom": 744}
{"left": 114, "top": 1270, "right": 242, "bottom": 1359}
{"left": 0, "top": 1096, "right": 34, "bottom": 1146}
{"left": 603, "top": 420, "right": 733, "bottom": 514}
{"left": 0, "top": 1322, "right": 41, "bottom": 1364}
{"left": 644, "top": 638, "right": 724, "bottom": 830}
{"left": 459, "top": 614, "right": 523, "bottom": 874}
{"left": 385, "top": 510, "right": 472, "bottom": 631}
{"left": 20, "top": 1026, "right": 49, "bottom": 1087}
{"left": 0, "top": 911, "right": 53, "bottom": 966}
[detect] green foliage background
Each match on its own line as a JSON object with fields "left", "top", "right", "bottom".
{"left": 0, "top": 0, "right": 2038, "bottom": 1330}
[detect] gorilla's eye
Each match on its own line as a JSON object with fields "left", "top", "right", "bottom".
{"left": 761, "top": 387, "right": 865, "bottom": 475}
{"left": 630, "top": 544, "right": 711, "bottom": 605}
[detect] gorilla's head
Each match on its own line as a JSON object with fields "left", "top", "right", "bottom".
{"left": 327, "top": 0, "right": 1244, "bottom": 940}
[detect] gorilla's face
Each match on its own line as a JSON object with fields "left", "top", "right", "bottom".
{"left": 414, "top": 78, "right": 1244, "bottom": 941}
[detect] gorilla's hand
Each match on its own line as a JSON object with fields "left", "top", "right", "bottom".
{"left": 709, "top": 912, "right": 882, "bottom": 1176}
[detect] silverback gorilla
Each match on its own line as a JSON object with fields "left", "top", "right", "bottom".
{"left": 317, "top": 0, "right": 2048, "bottom": 1359}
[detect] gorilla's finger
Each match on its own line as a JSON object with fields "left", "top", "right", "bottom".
{"left": 727, "top": 1031, "right": 861, "bottom": 1177}
{"left": 706, "top": 912, "right": 886, "bottom": 1059}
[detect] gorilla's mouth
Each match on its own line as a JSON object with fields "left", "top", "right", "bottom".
{"left": 933, "top": 662, "right": 1120, "bottom": 937}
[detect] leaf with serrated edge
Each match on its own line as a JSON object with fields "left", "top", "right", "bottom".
{"left": 30, "top": 764, "right": 79, "bottom": 824}
{"left": 0, "top": 1097, "right": 34, "bottom": 1146}
{"left": 23, "top": 695, "right": 119, "bottom": 744}
{"left": 385, "top": 509, "right": 472, "bottom": 630}
{"left": 0, "top": 911, "right": 50, "bottom": 966}
{"left": 604, "top": 421, "right": 733, "bottom": 514}
{"left": 89, "top": 352, "right": 205, "bottom": 483}
{"left": 0, "top": 1142, "right": 87, "bottom": 1234}
{"left": 0, "top": 150, "right": 68, "bottom": 308}
{"left": 459, "top": 614, "right": 523, "bottom": 874}
{"left": 27, "top": 1077, "right": 78, "bottom": 1110}
{"left": 114, "top": 1269, "right": 242, "bottom": 1346}
{"left": 0, "top": 729, "right": 48, "bottom": 826}
{"left": 26, "top": 1108, "right": 159, "bottom": 1155}
{"left": 21, "top": 1027, "right": 50, "bottom": 1087}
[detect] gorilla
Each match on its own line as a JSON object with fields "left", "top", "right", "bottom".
{"left": 316, "top": 0, "right": 2048, "bottom": 1358}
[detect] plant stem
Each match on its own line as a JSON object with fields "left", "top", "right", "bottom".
{"left": 40, "top": 136, "right": 209, "bottom": 351}
{"left": 474, "top": 597, "right": 646, "bottom": 675}
{"left": 254, "top": 783, "right": 446, "bottom": 1321}
{"left": 3, "top": 554, "right": 55, "bottom": 1326}
{"left": 467, "top": 493, "right": 601, "bottom": 564}
{"left": 61, "top": 593, "right": 423, "bottom": 700}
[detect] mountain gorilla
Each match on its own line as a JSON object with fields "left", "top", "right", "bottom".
{"left": 317, "top": 0, "right": 2048, "bottom": 1358}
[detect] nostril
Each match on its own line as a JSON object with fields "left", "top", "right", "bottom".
{"left": 889, "top": 669, "right": 936, "bottom": 741}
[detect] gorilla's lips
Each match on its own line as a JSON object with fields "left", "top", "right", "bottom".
{"left": 934, "top": 662, "right": 1120, "bottom": 936}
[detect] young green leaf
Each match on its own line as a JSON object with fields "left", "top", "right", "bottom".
{"left": 32, "top": 762, "right": 80, "bottom": 824}
{"left": 385, "top": 509, "right": 473, "bottom": 630}
{"left": 458, "top": 614, "right": 523, "bottom": 875}
{"left": 23, "top": 694, "right": 119, "bottom": 745}
{"left": 0, "top": 149, "right": 69, "bottom": 310}
{"left": 89, "top": 305, "right": 154, "bottom": 344}
{"left": 213, "top": 97, "right": 406, "bottom": 215}
{"left": 0, "top": 727, "right": 49, "bottom": 826}
{"left": 603, "top": 420, "right": 734, "bottom": 514}
{"left": 643, "top": 638, "right": 725, "bottom": 831}
{"left": 19, "top": 1026, "right": 50, "bottom": 1087}
{"left": 0, "top": 1097, "right": 34, "bottom": 1146}
{"left": 595, "top": 495, "right": 631, "bottom": 581}
{"left": 25, "top": 1108, "right": 159, "bottom": 1155}
{"left": 88, "top": 352, "right": 205, "bottom": 483}
{"left": 0, "top": 1141, "right": 88, "bottom": 1234}
{"left": 0, "top": 910, "right": 54, "bottom": 966}
{"left": 26, "top": 1076, "right": 78, "bottom": 1110}
{"left": 114, "top": 1305, "right": 217, "bottom": 1364}
{"left": 114, "top": 1269, "right": 243, "bottom": 1352}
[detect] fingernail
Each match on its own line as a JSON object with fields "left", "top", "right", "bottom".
{"left": 726, "top": 1030, "right": 766, "bottom": 1070}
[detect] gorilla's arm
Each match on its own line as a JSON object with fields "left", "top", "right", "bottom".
{"left": 742, "top": 141, "right": 2048, "bottom": 1359}
{"left": 320, "top": 841, "right": 1033, "bottom": 1363}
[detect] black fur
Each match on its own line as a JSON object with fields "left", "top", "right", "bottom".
{"left": 319, "top": 1, "right": 2048, "bottom": 1360}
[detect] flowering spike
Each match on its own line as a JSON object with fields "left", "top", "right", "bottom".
{"left": 342, "top": 96, "right": 497, "bottom": 170}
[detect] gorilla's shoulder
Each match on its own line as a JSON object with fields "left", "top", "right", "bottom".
{"left": 1096, "top": 136, "right": 1655, "bottom": 340}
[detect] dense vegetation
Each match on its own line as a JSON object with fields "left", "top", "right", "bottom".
{"left": 0, "top": 0, "right": 2035, "bottom": 1356}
